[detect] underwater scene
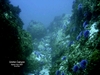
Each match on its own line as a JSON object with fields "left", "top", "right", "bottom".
{"left": 0, "top": 0, "right": 100, "bottom": 75}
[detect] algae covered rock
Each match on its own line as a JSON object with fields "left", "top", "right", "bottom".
{"left": 0, "top": 0, "right": 39, "bottom": 75}
{"left": 86, "top": 50, "right": 100, "bottom": 75}
{"left": 27, "top": 20, "right": 47, "bottom": 40}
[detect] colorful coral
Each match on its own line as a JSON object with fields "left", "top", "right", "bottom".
{"left": 72, "top": 65, "right": 79, "bottom": 72}
{"left": 80, "top": 59, "right": 87, "bottom": 70}
{"left": 83, "top": 21, "right": 88, "bottom": 29}
{"left": 83, "top": 30, "right": 90, "bottom": 38}
{"left": 56, "top": 70, "right": 61, "bottom": 75}
{"left": 78, "top": 3, "right": 83, "bottom": 10}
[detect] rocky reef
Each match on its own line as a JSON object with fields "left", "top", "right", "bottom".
{"left": 48, "top": 0, "right": 100, "bottom": 75}
{"left": 27, "top": 20, "right": 47, "bottom": 40}
{"left": 0, "top": 0, "right": 39, "bottom": 75}
{"left": 1, "top": 0, "right": 100, "bottom": 75}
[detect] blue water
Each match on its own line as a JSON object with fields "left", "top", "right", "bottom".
{"left": 10, "top": 0, "right": 74, "bottom": 29}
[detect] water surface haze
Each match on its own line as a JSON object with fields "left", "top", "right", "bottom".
{"left": 10, "top": 0, "right": 74, "bottom": 29}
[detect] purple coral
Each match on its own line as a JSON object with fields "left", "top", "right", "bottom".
{"left": 61, "top": 56, "right": 66, "bottom": 60}
{"left": 76, "top": 31, "right": 83, "bottom": 40}
{"left": 56, "top": 70, "right": 61, "bottom": 75}
{"left": 72, "top": 65, "right": 79, "bottom": 72}
{"left": 83, "top": 30, "right": 90, "bottom": 38}
{"left": 78, "top": 3, "right": 82, "bottom": 10}
{"left": 80, "top": 59, "right": 87, "bottom": 69}
{"left": 61, "top": 72, "right": 65, "bottom": 75}
{"left": 83, "top": 21, "right": 88, "bottom": 29}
